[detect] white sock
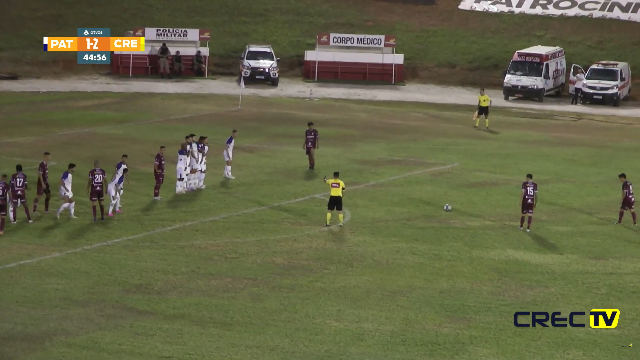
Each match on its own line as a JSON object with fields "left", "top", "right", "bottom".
{"left": 224, "top": 165, "right": 229, "bottom": 177}
{"left": 109, "top": 201, "right": 115, "bottom": 214}
{"left": 176, "top": 181, "right": 181, "bottom": 193}
{"left": 228, "top": 166, "right": 232, "bottom": 176}
{"left": 115, "top": 197, "right": 121, "bottom": 210}
{"left": 198, "top": 172, "right": 204, "bottom": 187}
{"left": 57, "top": 203, "right": 69, "bottom": 214}
{"left": 69, "top": 202, "right": 75, "bottom": 216}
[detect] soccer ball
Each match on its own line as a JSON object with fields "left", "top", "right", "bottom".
{"left": 444, "top": 204, "right": 452, "bottom": 212}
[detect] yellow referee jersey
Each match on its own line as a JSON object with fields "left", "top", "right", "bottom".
{"left": 326, "top": 179, "right": 345, "bottom": 197}
{"left": 478, "top": 94, "right": 491, "bottom": 107}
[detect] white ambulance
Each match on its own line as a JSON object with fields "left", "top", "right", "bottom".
{"left": 570, "top": 61, "right": 631, "bottom": 107}
{"left": 503, "top": 46, "right": 566, "bottom": 103}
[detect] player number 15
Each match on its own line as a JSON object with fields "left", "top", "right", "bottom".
{"left": 86, "top": 38, "right": 99, "bottom": 50}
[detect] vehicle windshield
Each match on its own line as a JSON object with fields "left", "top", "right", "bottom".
{"left": 507, "top": 61, "right": 543, "bottom": 77}
{"left": 246, "top": 51, "right": 274, "bottom": 61}
{"left": 585, "top": 68, "right": 619, "bottom": 81}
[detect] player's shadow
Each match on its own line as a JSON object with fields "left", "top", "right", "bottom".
{"left": 304, "top": 171, "right": 318, "bottom": 181}
{"left": 219, "top": 179, "right": 231, "bottom": 188}
{"left": 40, "top": 219, "right": 64, "bottom": 235}
{"left": 167, "top": 190, "right": 202, "bottom": 208}
{"left": 326, "top": 226, "right": 347, "bottom": 244}
{"left": 140, "top": 200, "right": 159, "bottom": 214}
{"left": 67, "top": 222, "right": 105, "bottom": 241}
{"left": 527, "top": 231, "right": 560, "bottom": 253}
{"left": 543, "top": 199, "right": 610, "bottom": 223}
{"left": 485, "top": 129, "right": 500, "bottom": 135}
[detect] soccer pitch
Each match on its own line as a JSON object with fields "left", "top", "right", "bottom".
{"left": 1, "top": 92, "right": 639, "bottom": 359}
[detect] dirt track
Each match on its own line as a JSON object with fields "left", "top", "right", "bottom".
{"left": 2, "top": 76, "right": 639, "bottom": 118}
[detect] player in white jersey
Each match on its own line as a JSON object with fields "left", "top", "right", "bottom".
{"left": 112, "top": 155, "right": 128, "bottom": 211}
{"left": 57, "top": 163, "right": 77, "bottom": 219}
{"left": 176, "top": 144, "right": 189, "bottom": 194}
{"left": 108, "top": 168, "right": 128, "bottom": 216}
{"left": 223, "top": 130, "right": 237, "bottom": 179}
{"left": 188, "top": 134, "right": 201, "bottom": 191}
{"left": 198, "top": 136, "right": 209, "bottom": 189}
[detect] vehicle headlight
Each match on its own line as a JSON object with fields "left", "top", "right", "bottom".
{"left": 270, "top": 66, "right": 278, "bottom": 72}
{"left": 528, "top": 85, "right": 538, "bottom": 89}
{"left": 503, "top": 82, "right": 509, "bottom": 86}
{"left": 241, "top": 64, "right": 250, "bottom": 70}
{"left": 611, "top": 85, "right": 618, "bottom": 90}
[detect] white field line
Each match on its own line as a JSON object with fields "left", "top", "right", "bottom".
{"left": 0, "top": 163, "right": 458, "bottom": 270}
{"left": 378, "top": 156, "right": 444, "bottom": 163}
{"left": 0, "top": 110, "right": 236, "bottom": 144}
{"left": 0, "top": 157, "right": 57, "bottom": 172}
{"left": 132, "top": 196, "right": 351, "bottom": 247}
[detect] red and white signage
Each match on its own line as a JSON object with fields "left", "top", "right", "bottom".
{"left": 317, "top": 33, "right": 396, "bottom": 48}
{"left": 132, "top": 28, "right": 211, "bottom": 42}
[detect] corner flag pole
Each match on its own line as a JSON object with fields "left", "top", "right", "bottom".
{"left": 238, "top": 77, "right": 245, "bottom": 109}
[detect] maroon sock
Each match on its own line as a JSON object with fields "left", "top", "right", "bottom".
{"left": 92, "top": 205, "right": 97, "bottom": 218}
{"left": 0, "top": 217, "right": 5, "bottom": 231}
{"left": 33, "top": 198, "right": 39, "bottom": 212}
{"left": 44, "top": 197, "right": 50, "bottom": 211}
{"left": 12, "top": 205, "right": 17, "bottom": 222}
{"left": 618, "top": 210, "right": 624, "bottom": 223}
{"left": 99, "top": 205, "right": 105, "bottom": 218}
{"left": 633, "top": 212, "right": 637, "bottom": 224}
{"left": 520, "top": 216, "right": 525, "bottom": 227}
{"left": 154, "top": 184, "right": 161, "bottom": 197}
{"left": 527, "top": 216, "right": 532, "bottom": 229}
{"left": 24, "top": 206, "right": 31, "bottom": 221}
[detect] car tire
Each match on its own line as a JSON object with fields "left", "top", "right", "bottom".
{"left": 614, "top": 95, "right": 621, "bottom": 107}
{"left": 271, "top": 78, "right": 279, "bottom": 87}
{"left": 537, "top": 90, "right": 544, "bottom": 103}
{"left": 554, "top": 84, "right": 564, "bottom": 97}
{"left": 503, "top": 94, "right": 509, "bottom": 101}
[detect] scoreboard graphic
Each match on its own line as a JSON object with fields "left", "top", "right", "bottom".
{"left": 43, "top": 28, "right": 145, "bottom": 64}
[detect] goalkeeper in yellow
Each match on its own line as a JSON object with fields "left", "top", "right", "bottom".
{"left": 324, "top": 172, "right": 345, "bottom": 227}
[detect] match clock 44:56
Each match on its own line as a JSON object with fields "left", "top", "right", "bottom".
{"left": 77, "top": 51, "right": 111, "bottom": 64}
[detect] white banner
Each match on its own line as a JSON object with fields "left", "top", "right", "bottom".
{"left": 458, "top": 0, "right": 640, "bottom": 23}
{"left": 144, "top": 28, "right": 200, "bottom": 41}
{"left": 329, "top": 33, "right": 386, "bottom": 48}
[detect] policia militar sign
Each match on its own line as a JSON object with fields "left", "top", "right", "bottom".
{"left": 458, "top": 0, "right": 640, "bottom": 23}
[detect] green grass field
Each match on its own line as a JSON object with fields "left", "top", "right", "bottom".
{"left": 1, "top": 93, "right": 640, "bottom": 359}
{"left": 2, "top": 0, "right": 640, "bottom": 86}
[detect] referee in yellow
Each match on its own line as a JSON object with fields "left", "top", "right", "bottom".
{"left": 324, "top": 172, "right": 346, "bottom": 227}
{"left": 475, "top": 88, "right": 492, "bottom": 129}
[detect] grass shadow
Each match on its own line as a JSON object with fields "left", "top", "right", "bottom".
{"left": 140, "top": 200, "right": 158, "bottom": 214}
{"left": 166, "top": 190, "right": 203, "bottom": 208}
{"left": 326, "top": 225, "right": 347, "bottom": 244}
{"left": 304, "top": 170, "right": 319, "bottom": 181}
{"left": 485, "top": 129, "right": 501, "bottom": 135}
{"left": 544, "top": 199, "right": 611, "bottom": 223}
{"left": 526, "top": 231, "right": 560, "bottom": 253}
{"left": 219, "top": 178, "right": 231, "bottom": 188}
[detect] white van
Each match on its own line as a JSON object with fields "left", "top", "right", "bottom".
{"left": 503, "top": 46, "right": 566, "bottom": 103}
{"left": 570, "top": 61, "right": 631, "bottom": 107}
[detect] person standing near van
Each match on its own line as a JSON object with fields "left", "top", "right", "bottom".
{"left": 157, "top": 43, "right": 171, "bottom": 79}
{"left": 475, "top": 89, "right": 491, "bottom": 129}
{"left": 571, "top": 68, "right": 585, "bottom": 105}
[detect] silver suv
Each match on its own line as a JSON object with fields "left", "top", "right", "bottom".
{"left": 239, "top": 45, "right": 280, "bottom": 87}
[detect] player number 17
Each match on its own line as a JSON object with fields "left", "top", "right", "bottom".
{"left": 86, "top": 38, "right": 99, "bottom": 50}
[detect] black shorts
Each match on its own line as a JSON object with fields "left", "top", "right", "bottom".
{"left": 478, "top": 106, "right": 489, "bottom": 116}
{"left": 327, "top": 196, "right": 343, "bottom": 211}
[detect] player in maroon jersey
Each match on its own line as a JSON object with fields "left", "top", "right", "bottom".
{"left": 0, "top": 174, "right": 9, "bottom": 234}
{"left": 10, "top": 165, "right": 32, "bottom": 224}
{"left": 87, "top": 160, "right": 107, "bottom": 222}
{"left": 304, "top": 122, "right": 319, "bottom": 170}
{"left": 617, "top": 173, "right": 636, "bottom": 225}
{"left": 519, "top": 174, "right": 538, "bottom": 232}
{"left": 33, "top": 151, "right": 51, "bottom": 213}
{"left": 154, "top": 146, "right": 166, "bottom": 200}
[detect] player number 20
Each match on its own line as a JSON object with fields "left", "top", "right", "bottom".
{"left": 527, "top": 187, "right": 534, "bottom": 196}
{"left": 94, "top": 174, "right": 103, "bottom": 183}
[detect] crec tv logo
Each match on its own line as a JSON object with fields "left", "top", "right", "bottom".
{"left": 514, "top": 309, "right": 620, "bottom": 329}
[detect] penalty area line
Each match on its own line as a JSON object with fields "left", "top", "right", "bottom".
{"left": 0, "top": 162, "right": 458, "bottom": 270}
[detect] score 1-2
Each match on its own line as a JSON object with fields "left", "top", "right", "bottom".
{"left": 78, "top": 37, "right": 110, "bottom": 51}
